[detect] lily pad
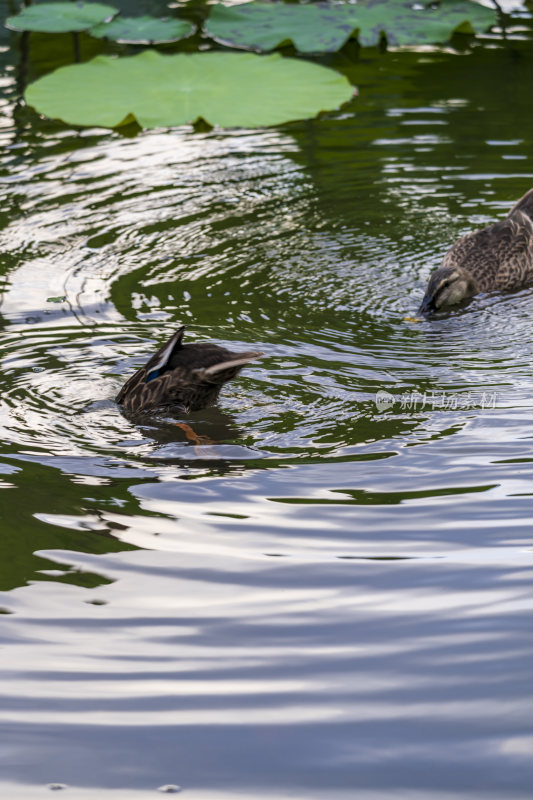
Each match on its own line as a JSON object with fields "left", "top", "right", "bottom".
{"left": 362, "top": 0, "right": 498, "bottom": 47}
{"left": 206, "top": 1, "right": 497, "bottom": 53}
{"left": 25, "top": 50, "right": 354, "bottom": 129}
{"left": 207, "top": 3, "right": 361, "bottom": 53}
{"left": 5, "top": 2, "right": 118, "bottom": 34}
{"left": 206, "top": 3, "right": 360, "bottom": 53}
{"left": 90, "top": 15, "right": 194, "bottom": 44}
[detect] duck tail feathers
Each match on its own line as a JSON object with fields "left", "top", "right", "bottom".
{"left": 509, "top": 188, "right": 533, "bottom": 220}
{"left": 193, "top": 351, "right": 264, "bottom": 381}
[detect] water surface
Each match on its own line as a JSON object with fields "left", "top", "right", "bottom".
{"left": 1, "top": 9, "right": 533, "bottom": 798}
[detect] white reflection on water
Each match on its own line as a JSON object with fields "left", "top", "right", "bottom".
{"left": 1, "top": 542, "right": 533, "bottom": 795}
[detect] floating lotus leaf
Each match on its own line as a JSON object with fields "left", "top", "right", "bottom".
{"left": 90, "top": 15, "right": 194, "bottom": 44}
{"left": 206, "top": 1, "right": 497, "bottom": 53}
{"left": 362, "top": 0, "right": 497, "bottom": 47}
{"left": 25, "top": 50, "right": 354, "bottom": 129}
{"left": 5, "top": 2, "right": 117, "bottom": 34}
{"left": 207, "top": 3, "right": 361, "bottom": 53}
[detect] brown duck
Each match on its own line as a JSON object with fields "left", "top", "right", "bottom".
{"left": 116, "top": 326, "right": 263, "bottom": 414}
{"left": 419, "top": 188, "right": 533, "bottom": 313}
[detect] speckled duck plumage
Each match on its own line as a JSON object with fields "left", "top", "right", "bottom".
{"left": 116, "top": 326, "right": 263, "bottom": 414}
{"left": 419, "top": 188, "right": 533, "bottom": 313}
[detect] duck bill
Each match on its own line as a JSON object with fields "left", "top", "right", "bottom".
{"left": 418, "top": 293, "right": 435, "bottom": 315}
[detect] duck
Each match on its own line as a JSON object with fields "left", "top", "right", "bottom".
{"left": 116, "top": 326, "right": 263, "bottom": 414}
{"left": 419, "top": 188, "right": 533, "bottom": 313}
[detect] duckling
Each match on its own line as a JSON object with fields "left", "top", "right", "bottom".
{"left": 419, "top": 188, "right": 533, "bottom": 313}
{"left": 116, "top": 326, "right": 263, "bottom": 414}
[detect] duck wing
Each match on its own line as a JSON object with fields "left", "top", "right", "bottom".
{"left": 442, "top": 209, "right": 533, "bottom": 292}
{"left": 116, "top": 370, "right": 178, "bottom": 412}
{"left": 118, "top": 368, "right": 199, "bottom": 413}
{"left": 115, "top": 326, "right": 186, "bottom": 408}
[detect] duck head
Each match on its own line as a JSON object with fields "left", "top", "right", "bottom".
{"left": 419, "top": 266, "right": 478, "bottom": 314}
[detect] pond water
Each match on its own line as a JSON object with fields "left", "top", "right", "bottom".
{"left": 1, "top": 5, "right": 533, "bottom": 798}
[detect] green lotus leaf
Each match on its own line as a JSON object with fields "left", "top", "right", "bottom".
{"left": 5, "top": 2, "right": 118, "bottom": 34}
{"left": 207, "top": 3, "right": 361, "bottom": 53}
{"left": 24, "top": 50, "right": 354, "bottom": 129}
{"left": 90, "top": 15, "right": 194, "bottom": 44}
{"left": 206, "top": 1, "right": 497, "bottom": 54}
{"left": 363, "top": 0, "right": 497, "bottom": 47}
